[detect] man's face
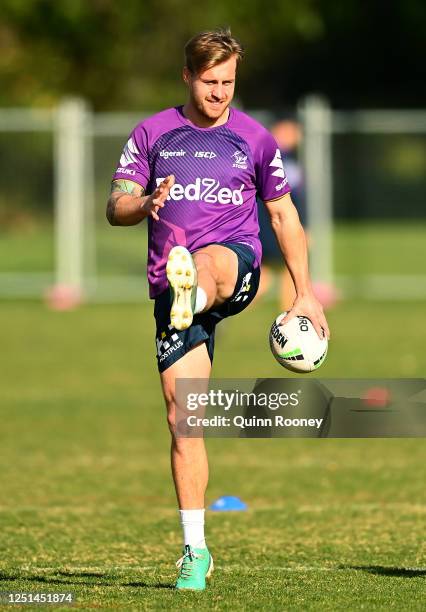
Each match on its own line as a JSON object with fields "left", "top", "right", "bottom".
{"left": 183, "top": 55, "right": 237, "bottom": 122}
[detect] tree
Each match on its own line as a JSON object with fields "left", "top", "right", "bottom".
{"left": 0, "top": 0, "right": 424, "bottom": 110}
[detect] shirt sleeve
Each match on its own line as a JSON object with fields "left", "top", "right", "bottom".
{"left": 255, "top": 131, "right": 291, "bottom": 202}
{"left": 112, "top": 124, "right": 150, "bottom": 189}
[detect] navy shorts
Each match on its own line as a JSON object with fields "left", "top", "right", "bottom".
{"left": 154, "top": 242, "right": 260, "bottom": 373}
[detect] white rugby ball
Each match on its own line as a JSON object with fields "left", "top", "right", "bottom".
{"left": 269, "top": 312, "right": 328, "bottom": 373}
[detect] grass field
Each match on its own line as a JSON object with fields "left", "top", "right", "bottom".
{"left": 1, "top": 220, "right": 425, "bottom": 277}
{"left": 1, "top": 296, "right": 425, "bottom": 609}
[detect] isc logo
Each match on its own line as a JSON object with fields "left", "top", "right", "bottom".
{"left": 194, "top": 151, "right": 216, "bottom": 159}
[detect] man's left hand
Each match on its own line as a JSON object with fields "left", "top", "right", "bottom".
{"left": 279, "top": 292, "right": 330, "bottom": 340}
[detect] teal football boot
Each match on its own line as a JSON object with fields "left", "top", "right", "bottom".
{"left": 175, "top": 545, "right": 214, "bottom": 590}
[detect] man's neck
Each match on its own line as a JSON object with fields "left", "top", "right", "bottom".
{"left": 182, "top": 103, "right": 230, "bottom": 128}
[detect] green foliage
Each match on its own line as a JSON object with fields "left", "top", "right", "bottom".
{"left": 1, "top": 0, "right": 424, "bottom": 110}
{"left": 1, "top": 0, "right": 322, "bottom": 109}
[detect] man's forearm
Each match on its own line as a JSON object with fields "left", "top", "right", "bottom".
{"left": 271, "top": 205, "right": 312, "bottom": 296}
{"left": 265, "top": 195, "right": 329, "bottom": 337}
{"left": 106, "top": 192, "right": 150, "bottom": 226}
{"left": 106, "top": 179, "right": 149, "bottom": 226}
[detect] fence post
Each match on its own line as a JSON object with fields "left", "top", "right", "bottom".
{"left": 53, "top": 98, "right": 93, "bottom": 302}
{"left": 299, "top": 95, "right": 334, "bottom": 285}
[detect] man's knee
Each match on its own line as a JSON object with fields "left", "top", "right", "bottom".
{"left": 165, "top": 398, "right": 193, "bottom": 446}
{"left": 194, "top": 251, "right": 219, "bottom": 283}
{"left": 163, "top": 384, "right": 191, "bottom": 439}
{"left": 194, "top": 245, "right": 238, "bottom": 302}
{"left": 160, "top": 344, "right": 212, "bottom": 437}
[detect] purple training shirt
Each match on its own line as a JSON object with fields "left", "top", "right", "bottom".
{"left": 113, "top": 106, "right": 291, "bottom": 298}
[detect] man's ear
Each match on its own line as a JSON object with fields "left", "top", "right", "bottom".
{"left": 182, "top": 66, "right": 191, "bottom": 85}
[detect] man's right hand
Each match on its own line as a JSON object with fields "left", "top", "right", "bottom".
{"left": 142, "top": 175, "right": 175, "bottom": 221}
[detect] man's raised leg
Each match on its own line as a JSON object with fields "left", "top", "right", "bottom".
{"left": 167, "top": 244, "right": 238, "bottom": 330}
{"left": 193, "top": 244, "right": 238, "bottom": 309}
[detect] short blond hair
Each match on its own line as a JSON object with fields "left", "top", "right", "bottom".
{"left": 184, "top": 28, "right": 244, "bottom": 75}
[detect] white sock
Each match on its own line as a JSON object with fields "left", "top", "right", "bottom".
{"left": 179, "top": 509, "right": 206, "bottom": 549}
{"left": 194, "top": 287, "right": 208, "bottom": 314}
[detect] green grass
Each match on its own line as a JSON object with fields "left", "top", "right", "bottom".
{"left": 1, "top": 298, "right": 425, "bottom": 609}
{"left": 1, "top": 221, "right": 425, "bottom": 277}
{"left": 333, "top": 221, "right": 426, "bottom": 277}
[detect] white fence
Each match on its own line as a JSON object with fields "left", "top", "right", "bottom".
{"left": 300, "top": 96, "right": 426, "bottom": 298}
{"left": 0, "top": 98, "right": 425, "bottom": 301}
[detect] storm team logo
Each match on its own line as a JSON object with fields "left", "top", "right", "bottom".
{"left": 232, "top": 150, "right": 248, "bottom": 169}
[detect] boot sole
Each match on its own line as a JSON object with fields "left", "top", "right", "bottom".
{"left": 166, "top": 246, "right": 196, "bottom": 331}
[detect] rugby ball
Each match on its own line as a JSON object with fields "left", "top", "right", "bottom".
{"left": 269, "top": 312, "right": 328, "bottom": 373}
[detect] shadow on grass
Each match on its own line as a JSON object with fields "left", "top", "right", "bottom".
{"left": 0, "top": 570, "right": 173, "bottom": 590}
{"left": 342, "top": 565, "right": 426, "bottom": 578}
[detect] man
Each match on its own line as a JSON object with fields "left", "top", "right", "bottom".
{"left": 107, "top": 28, "right": 329, "bottom": 590}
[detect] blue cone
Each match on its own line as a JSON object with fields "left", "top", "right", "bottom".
{"left": 209, "top": 495, "right": 247, "bottom": 511}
